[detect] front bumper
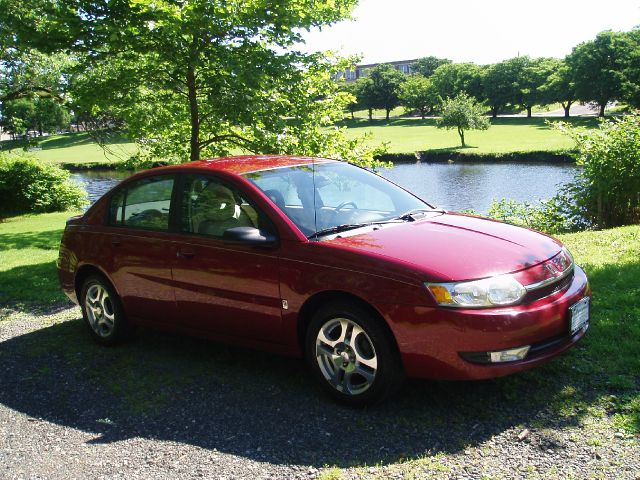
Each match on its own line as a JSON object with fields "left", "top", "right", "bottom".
{"left": 383, "top": 265, "right": 591, "bottom": 380}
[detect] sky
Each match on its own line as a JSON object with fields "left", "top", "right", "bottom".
{"left": 297, "top": 0, "right": 640, "bottom": 65}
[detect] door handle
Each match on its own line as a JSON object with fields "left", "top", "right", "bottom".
{"left": 177, "top": 248, "right": 195, "bottom": 259}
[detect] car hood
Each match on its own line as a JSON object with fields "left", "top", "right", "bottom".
{"left": 325, "top": 213, "right": 563, "bottom": 282}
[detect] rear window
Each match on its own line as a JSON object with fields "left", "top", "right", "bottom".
{"left": 108, "top": 175, "right": 175, "bottom": 231}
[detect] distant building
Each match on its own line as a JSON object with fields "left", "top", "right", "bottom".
{"left": 340, "top": 59, "right": 418, "bottom": 82}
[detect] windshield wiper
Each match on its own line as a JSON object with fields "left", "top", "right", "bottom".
{"left": 393, "top": 207, "right": 444, "bottom": 221}
{"left": 310, "top": 208, "right": 445, "bottom": 239}
{"left": 310, "top": 223, "right": 374, "bottom": 239}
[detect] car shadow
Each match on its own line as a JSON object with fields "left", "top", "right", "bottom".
{"left": 0, "top": 312, "right": 598, "bottom": 468}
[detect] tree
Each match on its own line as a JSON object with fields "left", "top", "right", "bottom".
{"left": 33, "top": 98, "right": 71, "bottom": 135}
{"left": 541, "top": 59, "right": 577, "bottom": 118}
{"left": 483, "top": 56, "right": 528, "bottom": 118}
{"left": 2, "top": 0, "right": 388, "bottom": 168}
{"left": 398, "top": 75, "right": 440, "bottom": 119}
{"left": 431, "top": 63, "right": 484, "bottom": 103}
{"left": 519, "top": 58, "right": 556, "bottom": 117}
{"left": 338, "top": 81, "right": 360, "bottom": 120}
{"left": 0, "top": 49, "right": 73, "bottom": 139}
{"left": 1, "top": 98, "right": 35, "bottom": 137}
{"left": 567, "top": 30, "right": 629, "bottom": 117}
{"left": 620, "top": 28, "right": 640, "bottom": 108}
{"left": 354, "top": 77, "right": 376, "bottom": 121}
{"left": 436, "top": 93, "right": 489, "bottom": 147}
{"left": 366, "top": 64, "right": 406, "bottom": 120}
{"left": 1, "top": 97, "right": 70, "bottom": 136}
{"left": 412, "top": 56, "right": 452, "bottom": 78}
{"left": 0, "top": 49, "right": 72, "bottom": 104}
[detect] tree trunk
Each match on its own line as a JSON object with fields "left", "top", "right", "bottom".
{"left": 562, "top": 102, "right": 571, "bottom": 118}
{"left": 526, "top": 106, "right": 532, "bottom": 118}
{"left": 420, "top": 107, "right": 425, "bottom": 120}
{"left": 458, "top": 126, "right": 465, "bottom": 147}
{"left": 351, "top": 111, "right": 354, "bottom": 120}
{"left": 599, "top": 102, "right": 606, "bottom": 117}
{"left": 368, "top": 108, "right": 373, "bottom": 121}
{"left": 186, "top": 65, "right": 200, "bottom": 161}
{"left": 385, "top": 108, "right": 390, "bottom": 121}
{"left": 491, "top": 106, "right": 498, "bottom": 118}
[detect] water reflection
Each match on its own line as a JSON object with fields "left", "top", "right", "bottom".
{"left": 71, "top": 170, "right": 130, "bottom": 204}
{"left": 71, "top": 161, "right": 578, "bottom": 214}
{"left": 381, "top": 161, "right": 577, "bottom": 212}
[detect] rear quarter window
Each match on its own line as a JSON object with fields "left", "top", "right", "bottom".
{"left": 108, "top": 175, "right": 175, "bottom": 231}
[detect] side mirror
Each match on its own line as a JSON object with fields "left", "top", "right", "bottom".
{"left": 222, "top": 226, "right": 278, "bottom": 247}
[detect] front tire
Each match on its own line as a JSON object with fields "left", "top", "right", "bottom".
{"left": 80, "top": 274, "right": 128, "bottom": 346}
{"left": 305, "top": 301, "right": 403, "bottom": 406}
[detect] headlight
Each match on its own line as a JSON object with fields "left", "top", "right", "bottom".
{"left": 426, "top": 275, "right": 526, "bottom": 308}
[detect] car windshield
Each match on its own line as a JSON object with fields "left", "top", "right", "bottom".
{"left": 243, "top": 161, "right": 436, "bottom": 238}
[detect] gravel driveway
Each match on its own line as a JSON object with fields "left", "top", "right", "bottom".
{"left": 1, "top": 307, "right": 638, "bottom": 479}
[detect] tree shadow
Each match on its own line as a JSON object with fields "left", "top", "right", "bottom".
{"left": 489, "top": 116, "right": 599, "bottom": 131}
{"left": 0, "top": 261, "right": 68, "bottom": 309}
{"left": 39, "top": 133, "right": 131, "bottom": 149}
{"left": 339, "top": 116, "right": 600, "bottom": 132}
{"left": 0, "top": 133, "right": 131, "bottom": 152}
{"left": 0, "top": 229, "right": 63, "bottom": 251}
{"left": 0, "top": 307, "right": 631, "bottom": 467}
{"left": 339, "top": 118, "right": 439, "bottom": 129}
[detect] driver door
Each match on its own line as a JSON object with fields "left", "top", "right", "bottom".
{"left": 171, "top": 174, "right": 283, "bottom": 344}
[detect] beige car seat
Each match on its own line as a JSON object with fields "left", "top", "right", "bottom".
{"left": 195, "top": 183, "right": 254, "bottom": 236}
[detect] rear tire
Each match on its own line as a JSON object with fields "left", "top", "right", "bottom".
{"left": 305, "top": 300, "right": 404, "bottom": 406}
{"left": 80, "top": 274, "right": 129, "bottom": 346}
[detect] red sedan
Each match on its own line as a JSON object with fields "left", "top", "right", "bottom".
{"left": 58, "top": 156, "right": 591, "bottom": 405}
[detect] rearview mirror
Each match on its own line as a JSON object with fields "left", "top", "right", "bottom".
{"left": 222, "top": 226, "right": 278, "bottom": 247}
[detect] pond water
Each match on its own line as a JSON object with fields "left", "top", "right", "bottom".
{"left": 381, "top": 161, "right": 577, "bottom": 212}
{"left": 71, "top": 161, "right": 578, "bottom": 213}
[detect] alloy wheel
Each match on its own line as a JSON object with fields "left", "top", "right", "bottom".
{"left": 315, "top": 317, "right": 378, "bottom": 395}
{"left": 84, "top": 283, "right": 115, "bottom": 338}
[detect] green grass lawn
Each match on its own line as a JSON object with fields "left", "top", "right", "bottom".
{"left": 0, "top": 211, "right": 79, "bottom": 308}
{"left": 1, "top": 116, "right": 597, "bottom": 167}
{"left": 0, "top": 210, "right": 638, "bottom": 437}
{"left": 1, "top": 132, "right": 136, "bottom": 166}
{"left": 341, "top": 116, "right": 598, "bottom": 155}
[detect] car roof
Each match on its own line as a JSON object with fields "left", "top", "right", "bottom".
{"left": 147, "top": 155, "right": 336, "bottom": 176}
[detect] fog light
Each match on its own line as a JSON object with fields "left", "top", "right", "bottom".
{"left": 489, "top": 346, "right": 530, "bottom": 363}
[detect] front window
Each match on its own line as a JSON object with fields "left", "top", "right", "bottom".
{"left": 179, "top": 174, "right": 272, "bottom": 238}
{"left": 244, "top": 161, "right": 432, "bottom": 238}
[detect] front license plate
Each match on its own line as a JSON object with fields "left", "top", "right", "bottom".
{"left": 569, "top": 297, "right": 590, "bottom": 334}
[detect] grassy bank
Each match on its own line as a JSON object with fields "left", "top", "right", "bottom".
{"left": 1, "top": 117, "right": 596, "bottom": 168}
{"left": 0, "top": 132, "right": 136, "bottom": 168}
{"left": 341, "top": 116, "right": 597, "bottom": 155}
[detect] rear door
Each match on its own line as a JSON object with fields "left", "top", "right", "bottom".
{"left": 105, "top": 174, "right": 178, "bottom": 324}
{"left": 171, "top": 174, "right": 283, "bottom": 344}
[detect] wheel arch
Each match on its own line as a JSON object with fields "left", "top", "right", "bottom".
{"left": 74, "top": 264, "right": 117, "bottom": 301}
{"left": 296, "top": 290, "right": 401, "bottom": 359}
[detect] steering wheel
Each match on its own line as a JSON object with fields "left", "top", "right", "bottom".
{"left": 334, "top": 201, "right": 358, "bottom": 213}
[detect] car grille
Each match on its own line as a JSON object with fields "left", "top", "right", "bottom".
{"left": 523, "top": 269, "right": 575, "bottom": 304}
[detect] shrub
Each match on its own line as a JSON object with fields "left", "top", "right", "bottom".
{"left": 0, "top": 154, "right": 87, "bottom": 217}
{"left": 485, "top": 189, "right": 587, "bottom": 235}
{"left": 557, "top": 113, "right": 640, "bottom": 228}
